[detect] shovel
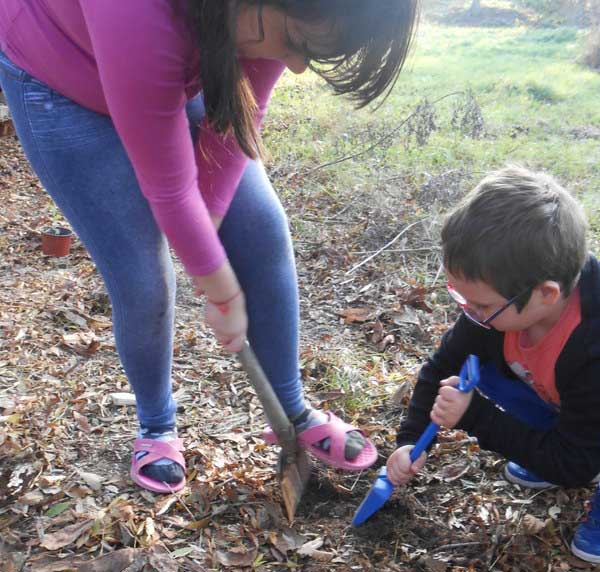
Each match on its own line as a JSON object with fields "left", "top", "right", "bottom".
{"left": 237, "top": 341, "right": 311, "bottom": 521}
{"left": 352, "top": 354, "right": 480, "bottom": 526}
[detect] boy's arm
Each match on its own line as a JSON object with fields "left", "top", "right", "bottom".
{"left": 456, "top": 360, "right": 600, "bottom": 487}
{"left": 397, "top": 315, "right": 491, "bottom": 447}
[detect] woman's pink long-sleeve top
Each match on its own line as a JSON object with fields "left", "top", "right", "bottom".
{"left": 0, "top": 0, "right": 284, "bottom": 275}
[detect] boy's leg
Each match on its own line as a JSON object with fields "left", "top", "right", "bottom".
{"left": 478, "top": 362, "right": 558, "bottom": 487}
{"left": 0, "top": 52, "right": 181, "bottom": 487}
{"left": 477, "top": 362, "right": 558, "bottom": 430}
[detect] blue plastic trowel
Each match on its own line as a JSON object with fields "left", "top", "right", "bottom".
{"left": 351, "top": 354, "right": 480, "bottom": 527}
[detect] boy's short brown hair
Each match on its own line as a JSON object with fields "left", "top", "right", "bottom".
{"left": 442, "top": 165, "right": 588, "bottom": 308}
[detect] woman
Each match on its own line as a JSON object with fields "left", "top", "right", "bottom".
{"left": 0, "top": 1, "right": 419, "bottom": 493}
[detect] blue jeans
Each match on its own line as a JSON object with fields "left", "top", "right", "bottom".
{"left": 478, "top": 362, "right": 559, "bottom": 431}
{"left": 0, "top": 50, "right": 305, "bottom": 428}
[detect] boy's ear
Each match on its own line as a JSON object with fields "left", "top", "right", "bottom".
{"left": 536, "top": 281, "right": 562, "bottom": 305}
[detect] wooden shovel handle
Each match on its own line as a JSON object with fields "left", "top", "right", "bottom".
{"left": 237, "top": 342, "right": 298, "bottom": 459}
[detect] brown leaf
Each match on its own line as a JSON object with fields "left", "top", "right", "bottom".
{"left": 0, "top": 549, "right": 26, "bottom": 572}
{"left": 297, "top": 538, "right": 324, "bottom": 556}
{"left": 215, "top": 546, "right": 258, "bottom": 567}
{"left": 61, "top": 332, "right": 100, "bottom": 356}
{"left": 87, "top": 316, "right": 113, "bottom": 330}
{"left": 146, "top": 550, "right": 179, "bottom": 572}
{"left": 73, "top": 411, "right": 91, "bottom": 433}
{"left": 389, "top": 381, "right": 411, "bottom": 407}
{"left": 60, "top": 309, "right": 88, "bottom": 328}
{"left": 77, "top": 470, "right": 103, "bottom": 491}
{"left": 269, "top": 527, "right": 307, "bottom": 553}
{"left": 40, "top": 519, "right": 94, "bottom": 550}
{"left": 438, "top": 462, "right": 470, "bottom": 482}
{"left": 397, "top": 284, "right": 432, "bottom": 312}
{"left": 522, "top": 513, "right": 549, "bottom": 535}
{"left": 24, "top": 556, "right": 81, "bottom": 572}
{"left": 389, "top": 305, "right": 420, "bottom": 326}
{"left": 336, "top": 307, "right": 375, "bottom": 323}
{"left": 377, "top": 334, "right": 395, "bottom": 351}
{"left": 78, "top": 548, "right": 145, "bottom": 572}
{"left": 370, "top": 319, "right": 385, "bottom": 343}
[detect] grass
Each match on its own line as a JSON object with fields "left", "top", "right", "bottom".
{"left": 265, "top": 24, "right": 600, "bottom": 207}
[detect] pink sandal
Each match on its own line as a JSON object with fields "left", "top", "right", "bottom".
{"left": 130, "top": 438, "right": 186, "bottom": 493}
{"left": 263, "top": 412, "right": 377, "bottom": 471}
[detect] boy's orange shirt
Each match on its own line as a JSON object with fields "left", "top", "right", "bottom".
{"left": 504, "top": 288, "right": 582, "bottom": 407}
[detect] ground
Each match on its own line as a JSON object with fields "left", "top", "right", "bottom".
{"left": 2, "top": 2, "right": 600, "bottom": 568}
{"left": 1, "top": 121, "right": 599, "bottom": 572}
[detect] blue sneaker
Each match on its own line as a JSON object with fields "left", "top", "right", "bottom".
{"left": 571, "top": 487, "right": 600, "bottom": 563}
{"left": 503, "top": 461, "right": 556, "bottom": 489}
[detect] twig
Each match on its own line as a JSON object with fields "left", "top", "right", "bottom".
{"left": 431, "top": 541, "right": 485, "bottom": 554}
{"left": 430, "top": 261, "right": 445, "bottom": 287}
{"left": 304, "top": 91, "right": 465, "bottom": 175}
{"left": 163, "top": 482, "right": 198, "bottom": 520}
{"left": 352, "top": 246, "right": 438, "bottom": 255}
{"left": 346, "top": 217, "right": 429, "bottom": 275}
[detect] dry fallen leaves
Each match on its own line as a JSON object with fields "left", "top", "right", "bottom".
{"left": 40, "top": 519, "right": 95, "bottom": 551}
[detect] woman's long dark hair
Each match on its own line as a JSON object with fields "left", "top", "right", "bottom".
{"left": 183, "top": 0, "right": 420, "bottom": 159}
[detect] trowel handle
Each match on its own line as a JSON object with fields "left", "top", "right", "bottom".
{"left": 409, "top": 421, "right": 440, "bottom": 462}
{"left": 237, "top": 342, "right": 296, "bottom": 452}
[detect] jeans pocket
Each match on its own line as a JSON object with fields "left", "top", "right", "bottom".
{"left": 22, "top": 77, "right": 57, "bottom": 105}
{"left": 22, "top": 80, "right": 113, "bottom": 151}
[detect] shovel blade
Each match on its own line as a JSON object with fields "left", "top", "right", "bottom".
{"left": 352, "top": 467, "right": 394, "bottom": 526}
{"left": 278, "top": 448, "right": 312, "bottom": 521}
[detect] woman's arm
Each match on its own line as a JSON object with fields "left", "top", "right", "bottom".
{"left": 80, "top": 0, "right": 226, "bottom": 276}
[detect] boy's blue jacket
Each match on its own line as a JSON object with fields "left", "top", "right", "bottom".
{"left": 397, "top": 255, "right": 600, "bottom": 487}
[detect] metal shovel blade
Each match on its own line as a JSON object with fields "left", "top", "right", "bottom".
{"left": 238, "top": 342, "right": 311, "bottom": 521}
{"left": 351, "top": 467, "right": 394, "bottom": 526}
{"left": 277, "top": 447, "right": 312, "bottom": 521}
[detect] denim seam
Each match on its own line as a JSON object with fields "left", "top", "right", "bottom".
{"left": 18, "top": 80, "right": 127, "bottom": 377}
{"left": 0, "top": 51, "right": 26, "bottom": 82}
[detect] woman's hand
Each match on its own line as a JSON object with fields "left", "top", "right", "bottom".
{"left": 386, "top": 444, "right": 427, "bottom": 486}
{"left": 191, "top": 260, "right": 247, "bottom": 352}
{"left": 430, "top": 376, "right": 473, "bottom": 429}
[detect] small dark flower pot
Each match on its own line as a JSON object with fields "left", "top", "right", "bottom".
{"left": 41, "top": 227, "right": 73, "bottom": 257}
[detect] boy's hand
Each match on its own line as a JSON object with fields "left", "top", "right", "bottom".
{"left": 431, "top": 376, "right": 473, "bottom": 429}
{"left": 386, "top": 445, "right": 427, "bottom": 486}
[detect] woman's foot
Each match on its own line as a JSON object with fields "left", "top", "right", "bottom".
{"left": 264, "top": 407, "right": 378, "bottom": 471}
{"left": 291, "top": 408, "right": 365, "bottom": 460}
{"left": 134, "top": 426, "right": 185, "bottom": 484}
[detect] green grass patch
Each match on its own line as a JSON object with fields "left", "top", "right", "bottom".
{"left": 265, "top": 23, "right": 600, "bottom": 221}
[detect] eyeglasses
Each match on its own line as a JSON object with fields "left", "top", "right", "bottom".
{"left": 447, "top": 282, "right": 531, "bottom": 330}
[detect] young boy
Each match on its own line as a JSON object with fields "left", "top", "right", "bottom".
{"left": 389, "top": 166, "right": 600, "bottom": 563}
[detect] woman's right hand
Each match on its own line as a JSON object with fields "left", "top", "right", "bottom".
{"left": 386, "top": 444, "right": 427, "bottom": 486}
{"left": 191, "top": 260, "right": 247, "bottom": 352}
